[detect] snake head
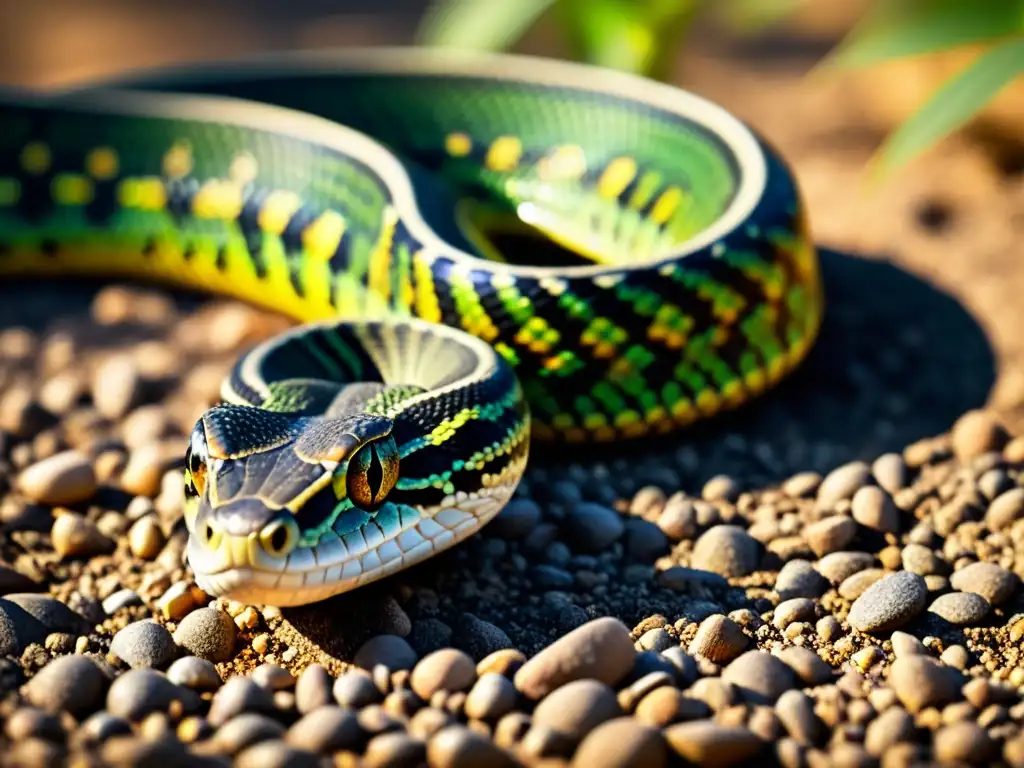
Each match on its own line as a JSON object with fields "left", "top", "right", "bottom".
{"left": 183, "top": 403, "right": 400, "bottom": 605}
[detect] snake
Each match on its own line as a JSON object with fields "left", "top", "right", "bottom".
{"left": 0, "top": 48, "right": 821, "bottom": 607}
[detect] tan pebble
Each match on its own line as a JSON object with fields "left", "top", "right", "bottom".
{"left": 634, "top": 686, "right": 709, "bottom": 727}
{"left": 157, "top": 581, "right": 195, "bottom": 620}
{"left": 464, "top": 673, "right": 516, "bottom": 721}
{"left": 426, "top": 724, "right": 516, "bottom": 768}
{"left": 949, "top": 561, "right": 1019, "bottom": 605}
{"left": 51, "top": 511, "right": 115, "bottom": 559}
{"left": 864, "top": 706, "right": 914, "bottom": 756}
{"left": 889, "top": 631, "right": 926, "bottom": 657}
{"left": 657, "top": 494, "right": 697, "bottom": 540}
{"left": 37, "top": 371, "right": 84, "bottom": 415}
{"left": 664, "top": 721, "right": 764, "bottom": 765}
{"left": 772, "top": 598, "right": 816, "bottom": 630}
{"left": 411, "top": 649, "right": 476, "bottom": 700}
{"left": 838, "top": 569, "right": 887, "bottom": 600}
{"left": 775, "top": 689, "right": 824, "bottom": 747}
{"left": 476, "top": 648, "right": 526, "bottom": 678}
{"left": 690, "top": 525, "right": 760, "bottom": 577}
{"left": 951, "top": 410, "right": 1008, "bottom": 462}
{"left": 531, "top": 679, "right": 620, "bottom": 740}
{"left": 939, "top": 645, "right": 970, "bottom": 670}
{"left": 851, "top": 646, "right": 885, "bottom": 671}
{"left": 128, "top": 515, "right": 165, "bottom": 560}
{"left": 851, "top": 486, "right": 900, "bottom": 533}
{"left": 18, "top": 450, "right": 97, "bottom": 506}
{"left": 235, "top": 607, "right": 259, "bottom": 630}
{"left": 776, "top": 646, "right": 834, "bottom": 686}
{"left": 815, "top": 616, "right": 843, "bottom": 642}
{"left": 91, "top": 355, "right": 142, "bottom": 420}
{"left": 514, "top": 617, "right": 635, "bottom": 700}
{"left": 721, "top": 650, "right": 795, "bottom": 705}
{"left": 252, "top": 634, "right": 269, "bottom": 655}
{"left": 1004, "top": 436, "right": 1024, "bottom": 463}
{"left": 121, "top": 405, "right": 172, "bottom": 449}
{"left": 887, "top": 655, "right": 963, "bottom": 713}
{"left": 120, "top": 443, "right": 174, "bottom": 497}
{"left": 688, "top": 614, "right": 748, "bottom": 664}
{"left": 933, "top": 721, "right": 996, "bottom": 765}
{"left": 805, "top": 515, "right": 857, "bottom": 557}
{"left": 816, "top": 461, "right": 871, "bottom": 508}
{"left": 782, "top": 471, "right": 821, "bottom": 499}
{"left": 571, "top": 717, "right": 666, "bottom": 768}
{"left": 986, "top": 487, "right": 1024, "bottom": 531}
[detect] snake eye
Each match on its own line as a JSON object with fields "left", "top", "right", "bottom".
{"left": 346, "top": 436, "right": 399, "bottom": 510}
{"left": 185, "top": 423, "right": 209, "bottom": 498}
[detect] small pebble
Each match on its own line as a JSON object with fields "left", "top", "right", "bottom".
{"left": 690, "top": 525, "right": 760, "bottom": 578}
{"left": 286, "top": 705, "right": 362, "bottom": 753}
{"left": 933, "top": 721, "right": 997, "bottom": 765}
{"left": 721, "top": 650, "right": 795, "bottom": 704}
{"left": 465, "top": 672, "right": 517, "bottom": 720}
{"left": 563, "top": 502, "right": 625, "bottom": 553}
{"left": 172, "top": 607, "right": 236, "bottom": 662}
{"left": 887, "top": 655, "right": 964, "bottom": 713}
{"left": 928, "top": 592, "right": 990, "bottom": 625}
{"left": 110, "top": 619, "right": 177, "bottom": 668}
{"left": 847, "top": 571, "right": 928, "bottom": 633}
{"left": 816, "top": 461, "right": 872, "bottom": 509}
{"left": 333, "top": 671, "right": 381, "bottom": 707}
{"left": 166, "top": 656, "right": 220, "bottom": 689}
{"left": 354, "top": 634, "right": 419, "bottom": 672}
{"left": 775, "top": 559, "right": 827, "bottom": 600}
{"left": 427, "top": 724, "right": 517, "bottom": 768}
{"left": 805, "top": 515, "right": 857, "bottom": 557}
{"left": 128, "top": 515, "right": 165, "bottom": 560}
{"left": 410, "top": 648, "right": 477, "bottom": 700}
{"left": 25, "top": 654, "right": 107, "bottom": 716}
{"left": 985, "top": 487, "right": 1024, "bottom": 531}
{"left": 532, "top": 678, "right": 621, "bottom": 739}
{"left": 664, "top": 721, "right": 764, "bottom": 765}
{"left": 50, "top": 512, "right": 114, "bottom": 559}
{"left": 816, "top": 551, "right": 875, "bottom": 584}
{"left": 102, "top": 588, "right": 142, "bottom": 615}
{"left": 295, "top": 664, "right": 333, "bottom": 714}
{"left": 851, "top": 486, "right": 900, "bottom": 532}
{"left": 571, "top": 717, "right": 667, "bottom": 768}
{"left": 950, "top": 410, "right": 1008, "bottom": 462}
{"left": 106, "top": 668, "right": 186, "bottom": 721}
{"left": 207, "top": 677, "right": 275, "bottom": 726}
{"left": 949, "top": 561, "right": 1018, "bottom": 604}
{"left": 18, "top": 451, "right": 97, "bottom": 505}
{"left": 514, "top": 617, "right": 636, "bottom": 699}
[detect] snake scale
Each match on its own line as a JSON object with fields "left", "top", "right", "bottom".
{"left": 0, "top": 49, "right": 821, "bottom": 607}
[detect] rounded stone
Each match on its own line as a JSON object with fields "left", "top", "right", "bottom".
{"left": 464, "top": 672, "right": 517, "bottom": 721}
{"left": 172, "top": 607, "right": 236, "bottom": 662}
{"left": 816, "top": 461, "right": 872, "bottom": 508}
{"left": 286, "top": 705, "right": 362, "bottom": 753}
{"left": 949, "top": 561, "right": 1019, "bottom": 605}
{"left": 664, "top": 722, "right": 764, "bottom": 765}
{"left": 847, "top": 571, "right": 928, "bottom": 633}
{"left": 721, "top": 650, "right": 796, "bottom": 704}
{"left": 294, "top": 664, "right": 333, "bottom": 714}
{"left": 332, "top": 671, "right": 380, "bottom": 708}
{"left": 410, "top": 648, "right": 477, "bottom": 700}
{"left": 489, "top": 499, "right": 541, "bottom": 540}
{"left": 563, "top": 502, "right": 625, "bottom": 553}
{"left": 815, "top": 551, "right": 875, "bottom": 585}
{"left": 687, "top": 614, "right": 748, "bottom": 664}
{"left": 531, "top": 679, "right": 621, "bottom": 740}
{"left": 513, "top": 616, "right": 635, "bottom": 700}
{"left": 110, "top": 620, "right": 177, "bottom": 669}
{"left": 928, "top": 592, "right": 990, "bottom": 625}
{"left": 838, "top": 569, "right": 887, "bottom": 600}
{"left": 18, "top": 450, "right": 97, "bottom": 506}
{"left": 775, "top": 646, "right": 834, "bottom": 686}
{"left": 3, "top": 593, "right": 89, "bottom": 634}
{"left": 805, "top": 516, "right": 857, "bottom": 557}
{"left": 933, "top": 721, "right": 997, "bottom": 765}
{"left": 775, "top": 559, "right": 826, "bottom": 600}
{"left": 106, "top": 669, "right": 185, "bottom": 721}
{"left": 690, "top": 525, "right": 760, "bottom": 578}
{"left": 571, "top": 717, "right": 667, "bottom": 768}
{"left": 207, "top": 677, "right": 275, "bottom": 726}
{"left": 951, "top": 409, "right": 1008, "bottom": 462}
{"left": 851, "top": 486, "right": 900, "bottom": 533}
{"left": 887, "top": 655, "right": 964, "bottom": 713}
{"left": 985, "top": 487, "right": 1024, "bottom": 531}
{"left": 166, "top": 656, "right": 220, "bottom": 689}
{"left": 353, "top": 634, "right": 418, "bottom": 672}
{"left": 25, "top": 655, "right": 107, "bottom": 717}
{"left": 427, "top": 724, "right": 517, "bottom": 768}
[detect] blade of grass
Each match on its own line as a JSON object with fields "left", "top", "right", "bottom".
{"left": 868, "top": 35, "right": 1024, "bottom": 180}
{"left": 415, "top": 0, "right": 558, "bottom": 51}
{"left": 823, "top": 0, "right": 1024, "bottom": 71}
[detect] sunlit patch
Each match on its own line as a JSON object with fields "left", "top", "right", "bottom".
{"left": 86, "top": 147, "right": 119, "bottom": 180}
{"left": 20, "top": 142, "right": 51, "bottom": 175}
{"left": 445, "top": 131, "right": 472, "bottom": 157}
{"left": 485, "top": 136, "right": 522, "bottom": 172}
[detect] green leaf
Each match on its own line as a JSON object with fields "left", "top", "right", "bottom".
{"left": 415, "top": 0, "right": 558, "bottom": 51}
{"left": 871, "top": 36, "right": 1024, "bottom": 178}
{"left": 825, "top": 0, "right": 1024, "bottom": 71}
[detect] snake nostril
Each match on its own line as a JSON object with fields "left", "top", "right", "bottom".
{"left": 259, "top": 517, "right": 299, "bottom": 558}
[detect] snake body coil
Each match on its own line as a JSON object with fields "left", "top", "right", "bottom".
{"left": 0, "top": 49, "right": 820, "bottom": 606}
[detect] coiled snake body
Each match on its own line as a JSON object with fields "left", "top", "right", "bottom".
{"left": 0, "top": 49, "right": 820, "bottom": 606}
